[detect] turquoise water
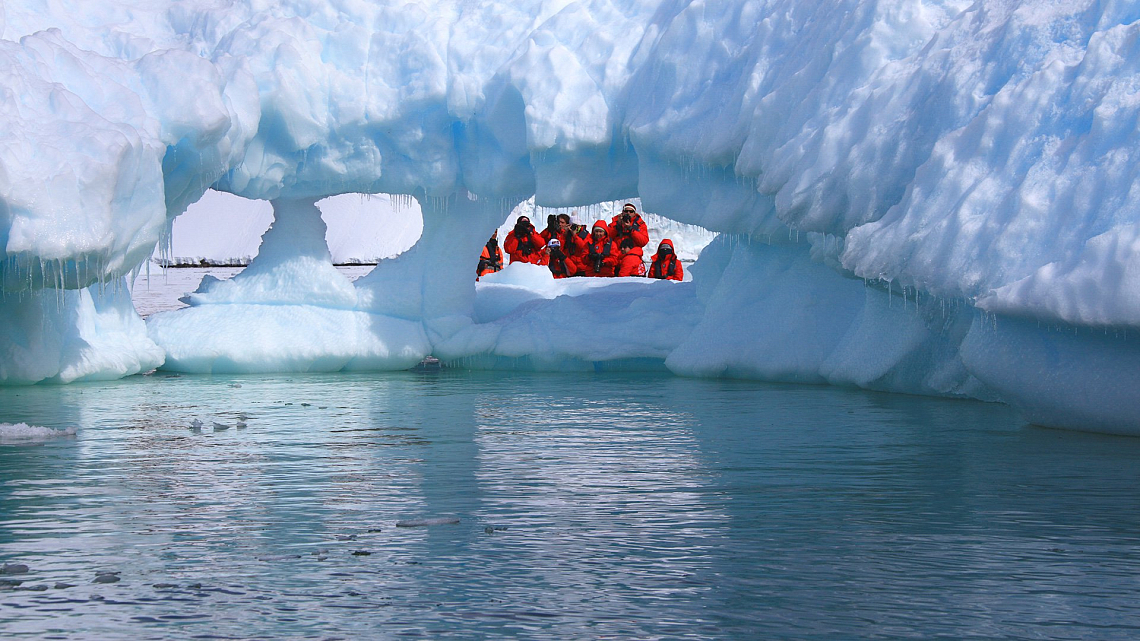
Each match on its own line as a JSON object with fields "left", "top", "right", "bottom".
{"left": 1, "top": 370, "right": 1139, "bottom": 638}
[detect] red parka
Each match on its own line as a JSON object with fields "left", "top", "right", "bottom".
{"left": 547, "top": 250, "right": 577, "bottom": 279}
{"left": 648, "top": 239, "right": 683, "bottom": 281}
{"left": 608, "top": 210, "right": 650, "bottom": 249}
{"left": 615, "top": 246, "right": 646, "bottom": 277}
{"left": 504, "top": 229, "right": 548, "bottom": 265}
{"left": 581, "top": 221, "right": 619, "bottom": 277}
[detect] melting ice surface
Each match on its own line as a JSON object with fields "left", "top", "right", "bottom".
{"left": 2, "top": 1, "right": 1140, "bottom": 432}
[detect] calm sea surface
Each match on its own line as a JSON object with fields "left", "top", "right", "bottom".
{"left": 0, "top": 269, "right": 1136, "bottom": 638}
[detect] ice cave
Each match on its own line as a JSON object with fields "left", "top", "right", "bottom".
{"left": 2, "top": 0, "right": 1140, "bottom": 433}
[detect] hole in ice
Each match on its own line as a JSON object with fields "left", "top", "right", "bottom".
{"left": 134, "top": 190, "right": 425, "bottom": 316}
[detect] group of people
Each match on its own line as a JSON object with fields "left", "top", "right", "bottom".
{"left": 476, "top": 203, "right": 684, "bottom": 281}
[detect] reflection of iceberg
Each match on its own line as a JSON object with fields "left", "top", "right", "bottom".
{"left": 3, "top": 2, "right": 1140, "bottom": 432}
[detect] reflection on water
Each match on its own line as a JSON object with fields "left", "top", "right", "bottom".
{"left": 1, "top": 371, "right": 1139, "bottom": 638}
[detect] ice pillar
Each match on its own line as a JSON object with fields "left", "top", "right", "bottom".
{"left": 355, "top": 190, "right": 520, "bottom": 347}
{"left": 176, "top": 198, "right": 357, "bottom": 308}
{"left": 147, "top": 197, "right": 428, "bottom": 373}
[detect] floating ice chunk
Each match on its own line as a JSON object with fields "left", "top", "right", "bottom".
{"left": 0, "top": 424, "right": 77, "bottom": 444}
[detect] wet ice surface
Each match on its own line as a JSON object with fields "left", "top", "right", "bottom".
{"left": 1, "top": 371, "right": 1140, "bottom": 638}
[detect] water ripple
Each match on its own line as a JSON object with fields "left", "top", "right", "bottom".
{"left": 0, "top": 372, "right": 1138, "bottom": 637}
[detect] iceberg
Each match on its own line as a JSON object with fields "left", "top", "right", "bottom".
{"left": 2, "top": 1, "right": 1139, "bottom": 433}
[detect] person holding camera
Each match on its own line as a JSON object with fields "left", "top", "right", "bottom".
{"left": 476, "top": 230, "right": 504, "bottom": 279}
{"left": 504, "top": 215, "right": 548, "bottom": 265}
{"left": 582, "top": 220, "right": 618, "bottom": 277}
{"left": 546, "top": 238, "right": 576, "bottom": 279}
{"left": 609, "top": 203, "right": 649, "bottom": 250}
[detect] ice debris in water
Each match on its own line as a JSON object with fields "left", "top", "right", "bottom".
{"left": 0, "top": 424, "right": 77, "bottom": 443}
{"left": 1, "top": 564, "right": 29, "bottom": 575}
{"left": 396, "top": 517, "right": 461, "bottom": 527}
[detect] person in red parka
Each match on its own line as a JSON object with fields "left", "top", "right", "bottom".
{"left": 539, "top": 214, "right": 560, "bottom": 244}
{"left": 545, "top": 238, "right": 577, "bottom": 279}
{"left": 582, "top": 220, "right": 618, "bottom": 277}
{"left": 476, "top": 231, "right": 504, "bottom": 280}
{"left": 648, "top": 238, "right": 683, "bottom": 280}
{"left": 504, "top": 216, "right": 547, "bottom": 265}
{"left": 615, "top": 238, "right": 647, "bottom": 277}
{"left": 557, "top": 214, "right": 589, "bottom": 273}
{"left": 609, "top": 203, "right": 650, "bottom": 250}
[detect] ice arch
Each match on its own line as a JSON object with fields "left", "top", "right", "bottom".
{"left": 3, "top": 1, "right": 1140, "bottom": 433}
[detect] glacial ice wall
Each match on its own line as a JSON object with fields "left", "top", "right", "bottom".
{"left": 2, "top": 1, "right": 1140, "bottom": 431}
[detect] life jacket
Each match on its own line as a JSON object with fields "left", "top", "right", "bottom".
{"left": 586, "top": 240, "right": 613, "bottom": 276}
{"left": 579, "top": 222, "right": 616, "bottom": 276}
{"left": 649, "top": 256, "right": 678, "bottom": 279}
{"left": 548, "top": 253, "right": 573, "bottom": 278}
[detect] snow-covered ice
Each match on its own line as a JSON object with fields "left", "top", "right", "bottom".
{"left": 2, "top": 1, "right": 1140, "bottom": 432}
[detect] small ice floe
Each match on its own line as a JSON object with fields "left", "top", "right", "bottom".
{"left": 53, "top": 582, "right": 74, "bottom": 590}
{"left": 396, "top": 517, "right": 460, "bottom": 527}
{"left": 189, "top": 419, "right": 203, "bottom": 432}
{"left": 236, "top": 422, "right": 247, "bottom": 430}
{"left": 0, "top": 424, "right": 77, "bottom": 444}
{"left": 93, "top": 571, "right": 120, "bottom": 584}
{"left": 228, "top": 383, "right": 242, "bottom": 388}
{"left": 336, "top": 534, "right": 357, "bottom": 541}
{"left": 1, "top": 563, "right": 29, "bottom": 575}
{"left": 212, "top": 422, "right": 230, "bottom": 432}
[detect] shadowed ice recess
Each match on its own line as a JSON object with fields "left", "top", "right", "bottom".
{"left": 2, "top": 1, "right": 1140, "bottom": 432}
